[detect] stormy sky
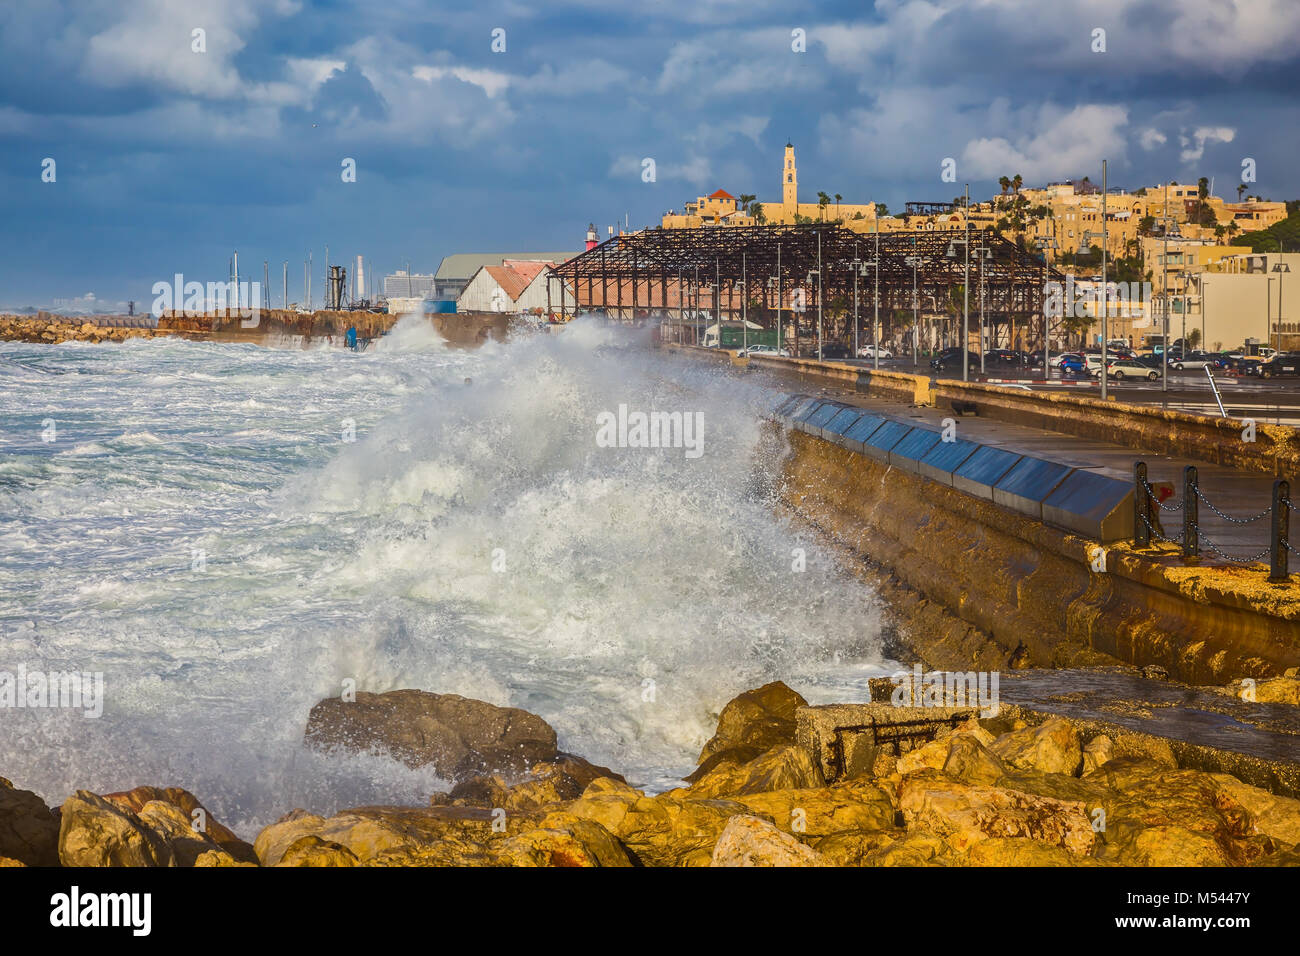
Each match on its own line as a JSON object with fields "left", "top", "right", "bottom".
{"left": 2, "top": 0, "right": 1297, "bottom": 308}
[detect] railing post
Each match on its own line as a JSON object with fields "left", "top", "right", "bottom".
{"left": 1270, "top": 479, "right": 1290, "bottom": 582}
{"left": 1134, "top": 461, "right": 1150, "bottom": 547}
{"left": 1182, "top": 465, "right": 1199, "bottom": 559}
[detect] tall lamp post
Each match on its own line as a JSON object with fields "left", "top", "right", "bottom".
{"left": 1100, "top": 159, "right": 1109, "bottom": 402}
{"left": 963, "top": 184, "right": 970, "bottom": 381}
{"left": 905, "top": 249, "right": 920, "bottom": 368}
{"left": 1273, "top": 260, "right": 1291, "bottom": 352}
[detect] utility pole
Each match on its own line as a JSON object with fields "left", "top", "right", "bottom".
{"left": 283, "top": 261, "right": 288, "bottom": 309}
{"left": 911, "top": 242, "right": 919, "bottom": 368}
{"left": 742, "top": 252, "right": 748, "bottom": 353}
{"left": 817, "top": 231, "right": 824, "bottom": 361}
{"left": 963, "top": 184, "right": 970, "bottom": 382}
{"left": 852, "top": 241, "right": 860, "bottom": 359}
{"left": 873, "top": 216, "right": 881, "bottom": 370}
{"left": 1162, "top": 183, "right": 1170, "bottom": 393}
{"left": 776, "top": 244, "right": 782, "bottom": 355}
{"left": 1101, "top": 160, "right": 1109, "bottom": 402}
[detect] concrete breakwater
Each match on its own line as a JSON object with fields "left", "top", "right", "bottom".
{"left": 0, "top": 309, "right": 519, "bottom": 348}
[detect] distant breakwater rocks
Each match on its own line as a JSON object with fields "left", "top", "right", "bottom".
{"left": 5, "top": 681, "right": 1300, "bottom": 867}
{"left": 0, "top": 314, "right": 163, "bottom": 345}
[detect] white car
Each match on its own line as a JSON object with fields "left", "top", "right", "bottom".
{"left": 856, "top": 345, "right": 893, "bottom": 359}
{"left": 1094, "top": 359, "right": 1160, "bottom": 381}
{"left": 744, "top": 344, "right": 791, "bottom": 357}
{"left": 1169, "top": 354, "right": 1211, "bottom": 370}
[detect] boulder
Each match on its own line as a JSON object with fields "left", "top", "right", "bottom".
{"left": 559, "top": 777, "right": 756, "bottom": 867}
{"left": 989, "top": 717, "right": 1082, "bottom": 776}
{"left": 102, "top": 785, "right": 257, "bottom": 864}
{"left": 441, "top": 754, "right": 625, "bottom": 813}
{"left": 694, "top": 681, "right": 807, "bottom": 771}
{"left": 1081, "top": 735, "right": 1114, "bottom": 775}
{"left": 966, "top": 837, "right": 1089, "bottom": 867}
{"left": 688, "top": 744, "right": 825, "bottom": 798}
{"left": 58, "top": 791, "right": 177, "bottom": 867}
{"left": 811, "top": 829, "right": 905, "bottom": 866}
{"left": 899, "top": 770, "right": 1096, "bottom": 856}
{"left": 256, "top": 802, "right": 628, "bottom": 868}
{"left": 942, "top": 736, "right": 1009, "bottom": 787}
{"left": 1209, "top": 774, "right": 1300, "bottom": 845}
{"left": 304, "top": 689, "right": 558, "bottom": 780}
{"left": 710, "top": 815, "right": 823, "bottom": 867}
{"left": 730, "top": 779, "right": 895, "bottom": 839}
{"left": 0, "top": 778, "right": 60, "bottom": 867}
{"left": 1255, "top": 677, "right": 1300, "bottom": 705}
{"left": 1097, "top": 769, "right": 1255, "bottom": 866}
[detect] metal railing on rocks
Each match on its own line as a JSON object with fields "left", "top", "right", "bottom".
{"left": 1133, "top": 461, "right": 1291, "bottom": 581}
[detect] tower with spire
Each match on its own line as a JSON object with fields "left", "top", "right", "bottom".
{"left": 782, "top": 142, "right": 798, "bottom": 213}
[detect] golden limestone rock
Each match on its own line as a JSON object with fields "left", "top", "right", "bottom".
{"left": 559, "top": 777, "right": 757, "bottom": 867}
{"left": 58, "top": 792, "right": 177, "bottom": 867}
{"left": 710, "top": 815, "right": 823, "bottom": 867}
{"left": 103, "top": 785, "right": 257, "bottom": 864}
{"left": 730, "top": 778, "right": 895, "bottom": 839}
{"left": 988, "top": 717, "right": 1083, "bottom": 777}
{"left": 687, "top": 744, "right": 824, "bottom": 798}
{"left": 257, "top": 803, "right": 628, "bottom": 868}
{"left": 689, "top": 681, "right": 807, "bottom": 782}
{"left": 439, "top": 754, "right": 625, "bottom": 813}
{"left": 899, "top": 770, "right": 1096, "bottom": 856}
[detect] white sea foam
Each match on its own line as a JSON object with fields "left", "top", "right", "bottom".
{"left": 0, "top": 322, "right": 891, "bottom": 836}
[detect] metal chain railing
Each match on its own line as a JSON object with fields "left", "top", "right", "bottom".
{"left": 1133, "top": 461, "right": 1292, "bottom": 580}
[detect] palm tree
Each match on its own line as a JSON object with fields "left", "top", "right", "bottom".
{"left": 998, "top": 176, "right": 1011, "bottom": 201}
{"left": 738, "top": 193, "right": 756, "bottom": 215}
{"left": 1237, "top": 183, "right": 1247, "bottom": 201}
{"left": 752, "top": 202, "right": 766, "bottom": 225}
{"left": 817, "top": 191, "right": 830, "bottom": 221}
{"left": 834, "top": 193, "right": 842, "bottom": 219}
{"left": 1012, "top": 174, "right": 1023, "bottom": 197}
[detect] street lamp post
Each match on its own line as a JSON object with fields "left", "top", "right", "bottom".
{"left": 1273, "top": 260, "right": 1291, "bottom": 352}
{"left": 817, "top": 231, "right": 824, "bottom": 361}
{"left": 852, "top": 242, "right": 860, "bottom": 358}
{"left": 1100, "top": 159, "right": 1108, "bottom": 402}
{"left": 963, "top": 184, "right": 970, "bottom": 381}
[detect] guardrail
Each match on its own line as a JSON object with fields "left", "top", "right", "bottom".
{"left": 1134, "top": 461, "right": 1293, "bottom": 580}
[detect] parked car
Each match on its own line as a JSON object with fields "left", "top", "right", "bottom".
{"left": 929, "top": 348, "right": 981, "bottom": 373}
{"left": 1257, "top": 352, "right": 1300, "bottom": 378}
{"left": 1133, "top": 354, "right": 1164, "bottom": 369}
{"left": 1095, "top": 358, "right": 1160, "bottom": 381}
{"left": 856, "top": 344, "right": 893, "bottom": 359}
{"left": 1168, "top": 351, "right": 1212, "bottom": 370}
{"left": 744, "top": 344, "right": 791, "bottom": 357}
{"left": 1058, "top": 355, "right": 1086, "bottom": 375}
{"left": 819, "top": 343, "right": 853, "bottom": 360}
{"left": 1051, "top": 352, "right": 1082, "bottom": 368}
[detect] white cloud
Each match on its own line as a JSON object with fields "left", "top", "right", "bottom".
{"left": 961, "top": 104, "right": 1129, "bottom": 182}
{"left": 413, "top": 65, "right": 511, "bottom": 99}
{"left": 1138, "top": 127, "right": 1167, "bottom": 151}
{"left": 1178, "top": 125, "right": 1235, "bottom": 163}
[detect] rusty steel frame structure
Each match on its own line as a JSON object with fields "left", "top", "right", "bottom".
{"left": 547, "top": 224, "right": 1066, "bottom": 354}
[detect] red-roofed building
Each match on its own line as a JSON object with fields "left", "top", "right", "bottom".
{"left": 458, "top": 258, "right": 575, "bottom": 314}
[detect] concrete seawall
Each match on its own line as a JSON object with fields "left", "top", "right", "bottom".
{"left": 666, "top": 344, "right": 1300, "bottom": 685}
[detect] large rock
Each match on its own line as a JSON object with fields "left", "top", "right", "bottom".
{"left": 559, "top": 777, "right": 756, "bottom": 867}
{"left": 255, "top": 803, "right": 629, "bottom": 867}
{"left": 440, "top": 754, "right": 625, "bottom": 813}
{"left": 730, "top": 779, "right": 895, "bottom": 839}
{"left": 102, "top": 786, "right": 257, "bottom": 864}
{"left": 710, "top": 815, "right": 823, "bottom": 867}
{"left": 688, "top": 744, "right": 825, "bottom": 798}
{"left": 692, "top": 681, "right": 807, "bottom": 774}
{"left": 989, "top": 718, "right": 1083, "bottom": 776}
{"left": 899, "top": 771, "right": 1096, "bottom": 856}
{"left": 1210, "top": 774, "right": 1300, "bottom": 845}
{"left": 58, "top": 792, "right": 176, "bottom": 867}
{"left": 304, "top": 689, "right": 558, "bottom": 780}
{"left": 1254, "top": 676, "right": 1300, "bottom": 705}
{"left": 0, "top": 778, "right": 59, "bottom": 866}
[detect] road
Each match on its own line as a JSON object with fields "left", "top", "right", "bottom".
{"left": 835, "top": 356, "right": 1300, "bottom": 426}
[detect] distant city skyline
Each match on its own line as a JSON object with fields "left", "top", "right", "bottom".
{"left": 3, "top": 0, "right": 1299, "bottom": 308}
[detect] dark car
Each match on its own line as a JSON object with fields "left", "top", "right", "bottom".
{"left": 929, "top": 348, "right": 981, "bottom": 373}
{"left": 818, "top": 343, "right": 852, "bottom": 360}
{"left": 1257, "top": 353, "right": 1300, "bottom": 378}
{"left": 1133, "top": 355, "right": 1164, "bottom": 369}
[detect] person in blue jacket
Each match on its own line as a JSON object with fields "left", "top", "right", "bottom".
{"left": 345, "top": 325, "right": 357, "bottom": 350}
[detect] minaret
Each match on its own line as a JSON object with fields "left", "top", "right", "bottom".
{"left": 783, "top": 142, "right": 798, "bottom": 213}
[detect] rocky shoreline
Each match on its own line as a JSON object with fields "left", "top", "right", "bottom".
{"left": 0, "top": 315, "right": 165, "bottom": 345}
{"left": 4, "top": 680, "right": 1300, "bottom": 867}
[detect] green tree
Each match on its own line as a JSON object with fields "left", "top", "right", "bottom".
{"left": 751, "top": 202, "right": 766, "bottom": 224}
{"left": 817, "top": 191, "right": 831, "bottom": 221}
{"left": 738, "top": 193, "right": 756, "bottom": 215}
{"left": 1237, "top": 183, "right": 1247, "bottom": 201}
{"left": 834, "top": 193, "right": 842, "bottom": 218}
